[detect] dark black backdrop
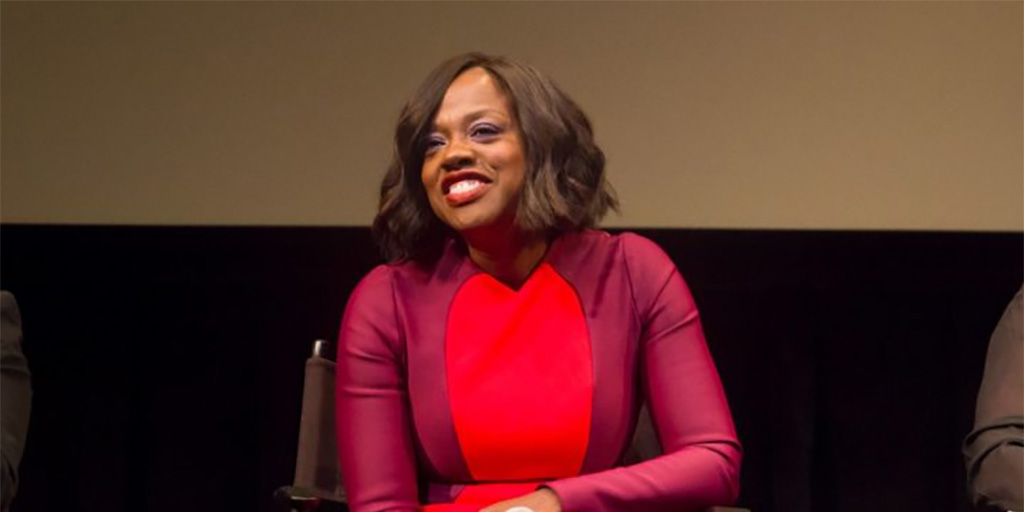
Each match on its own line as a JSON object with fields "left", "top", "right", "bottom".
{"left": 1, "top": 225, "right": 1020, "bottom": 512}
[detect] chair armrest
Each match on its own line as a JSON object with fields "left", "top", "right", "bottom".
{"left": 273, "top": 485, "right": 349, "bottom": 512}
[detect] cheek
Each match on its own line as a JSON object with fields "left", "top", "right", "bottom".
{"left": 419, "top": 166, "right": 445, "bottom": 215}
{"left": 421, "top": 164, "right": 441, "bottom": 201}
{"left": 493, "top": 142, "right": 527, "bottom": 190}
{"left": 420, "top": 164, "right": 432, "bottom": 189}
{"left": 507, "top": 155, "right": 528, "bottom": 194}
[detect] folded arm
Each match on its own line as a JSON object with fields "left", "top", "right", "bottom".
{"left": 546, "top": 235, "right": 742, "bottom": 512}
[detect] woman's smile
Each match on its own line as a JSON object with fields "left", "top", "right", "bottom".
{"left": 443, "top": 172, "right": 493, "bottom": 206}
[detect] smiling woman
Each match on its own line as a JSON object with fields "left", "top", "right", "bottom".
{"left": 420, "top": 68, "right": 528, "bottom": 261}
{"left": 374, "top": 54, "right": 615, "bottom": 269}
{"left": 337, "top": 53, "right": 742, "bottom": 512}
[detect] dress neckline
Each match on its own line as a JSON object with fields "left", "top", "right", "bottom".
{"left": 459, "top": 234, "right": 561, "bottom": 293}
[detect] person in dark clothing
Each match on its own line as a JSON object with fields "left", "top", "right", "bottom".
{"left": 964, "top": 286, "right": 1023, "bottom": 512}
{"left": 1, "top": 291, "right": 32, "bottom": 512}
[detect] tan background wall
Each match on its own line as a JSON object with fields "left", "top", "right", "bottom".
{"left": 2, "top": 1, "right": 1021, "bottom": 230}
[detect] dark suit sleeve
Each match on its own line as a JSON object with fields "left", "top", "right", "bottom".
{"left": 964, "top": 287, "right": 1023, "bottom": 512}
{"left": 1, "top": 291, "right": 32, "bottom": 512}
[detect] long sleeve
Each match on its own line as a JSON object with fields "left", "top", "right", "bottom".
{"left": 546, "top": 234, "right": 741, "bottom": 512}
{"left": 336, "top": 266, "right": 421, "bottom": 512}
{"left": 964, "top": 286, "right": 1023, "bottom": 511}
{"left": 1, "top": 291, "right": 32, "bottom": 512}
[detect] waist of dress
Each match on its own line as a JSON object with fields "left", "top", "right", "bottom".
{"left": 425, "top": 480, "right": 548, "bottom": 507}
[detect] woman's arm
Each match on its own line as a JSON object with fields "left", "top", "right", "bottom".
{"left": 336, "top": 266, "right": 421, "bottom": 512}
{"left": 544, "top": 234, "right": 742, "bottom": 512}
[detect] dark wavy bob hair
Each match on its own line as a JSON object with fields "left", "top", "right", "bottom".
{"left": 373, "top": 52, "right": 618, "bottom": 263}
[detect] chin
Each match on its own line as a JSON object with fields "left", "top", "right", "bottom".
{"left": 450, "top": 216, "right": 497, "bottom": 234}
{"left": 433, "top": 196, "right": 518, "bottom": 237}
{"left": 446, "top": 210, "right": 511, "bottom": 235}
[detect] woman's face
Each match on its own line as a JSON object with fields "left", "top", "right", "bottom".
{"left": 421, "top": 67, "right": 527, "bottom": 237}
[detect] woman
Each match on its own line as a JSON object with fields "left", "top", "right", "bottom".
{"left": 336, "top": 53, "right": 741, "bottom": 512}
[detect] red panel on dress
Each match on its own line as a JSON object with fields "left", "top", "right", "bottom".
{"left": 446, "top": 262, "right": 594, "bottom": 482}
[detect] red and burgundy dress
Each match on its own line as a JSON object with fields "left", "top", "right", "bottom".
{"left": 336, "top": 230, "right": 741, "bottom": 512}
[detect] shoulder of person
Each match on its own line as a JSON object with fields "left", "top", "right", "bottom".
{"left": 354, "top": 258, "right": 432, "bottom": 288}
{"left": 604, "top": 231, "right": 677, "bottom": 281}
{"left": 560, "top": 229, "right": 669, "bottom": 260}
{"left": 1, "top": 291, "right": 20, "bottom": 323}
{"left": 557, "top": 230, "right": 679, "bottom": 301}
{"left": 615, "top": 231, "right": 672, "bottom": 261}
{"left": 1, "top": 290, "right": 23, "bottom": 348}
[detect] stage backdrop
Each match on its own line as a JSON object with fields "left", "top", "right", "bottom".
{"left": 1, "top": 1, "right": 1021, "bottom": 231}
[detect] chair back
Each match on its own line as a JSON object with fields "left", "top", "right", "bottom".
{"left": 293, "top": 340, "right": 344, "bottom": 499}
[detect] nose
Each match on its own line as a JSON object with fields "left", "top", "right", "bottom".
{"left": 440, "top": 138, "right": 474, "bottom": 172}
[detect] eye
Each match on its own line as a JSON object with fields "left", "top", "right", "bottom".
{"left": 470, "top": 122, "right": 501, "bottom": 140}
{"left": 424, "top": 134, "right": 446, "bottom": 155}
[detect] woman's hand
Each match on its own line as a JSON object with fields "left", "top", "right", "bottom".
{"left": 478, "top": 488, "right": 563, "bottom": 512}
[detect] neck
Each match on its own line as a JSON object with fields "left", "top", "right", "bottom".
{"left": 463, "top": 228, "right": 548, "bottom": 290}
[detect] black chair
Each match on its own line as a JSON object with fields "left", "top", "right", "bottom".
{"left": 275, "top": 340, "right": 749, "bottom": 512}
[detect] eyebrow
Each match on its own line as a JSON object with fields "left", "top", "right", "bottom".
{"left": 431, "top": 108, "right": 510, "bottom": 131}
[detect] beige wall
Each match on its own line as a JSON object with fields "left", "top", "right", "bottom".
{"left": 2, "top": 1, "right": 1021, "bottom": 230}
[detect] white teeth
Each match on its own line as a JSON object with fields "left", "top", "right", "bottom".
{"left": 449, "top": 180, "right": 481, "bottom": 195}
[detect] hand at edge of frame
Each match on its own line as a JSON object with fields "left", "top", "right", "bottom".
{"left": 477, "top": 488, "right": 563, "bottom": 512}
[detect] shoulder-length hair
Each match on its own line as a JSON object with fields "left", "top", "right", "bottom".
{"left": 373, "top": 52, "right": 618, "bottom": 263}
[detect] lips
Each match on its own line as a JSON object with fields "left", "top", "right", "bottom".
{"left": 442, "top": 171, "right": 492, "bottom": 206}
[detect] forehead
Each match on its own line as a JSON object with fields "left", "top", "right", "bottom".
{"left": 434, "top": 67, "right": 513, "bottom": 123}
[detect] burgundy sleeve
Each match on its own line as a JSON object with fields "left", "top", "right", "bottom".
{"left": 336, "top": 266, "right": 421, "bottom": 512}
{"left": 546, "top": 234, "right": 742, "bottom": 512}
